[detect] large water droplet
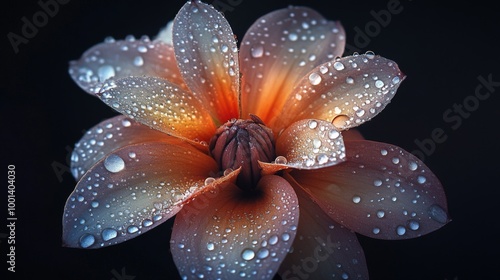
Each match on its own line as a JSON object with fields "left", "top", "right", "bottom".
{"left": 332, "top": 115, "right": 349, "bottom": 129}
{"left": 104, "top": 154, "right": 125, "bottom": 173}
{"left": 428, "top": 204, "right": 448, "bottom": 224}
{"left": 352, "top": 196, "right": 361, "bottom": 204}
{"left": 333, "top": 61, "right": 345, "bottom": 71}
{"left": 207, "top": 242, "right": 215, "bottom": 251}
{"left": 251, "top": 45, "right": 264, "bottom": 58}
{"left": 102, "top": 228, "right": 118, "bottom": 241}
{"left": 396, "top": 225, "right": 406, "bottom": 236}
{"left": 309, "top": 72, "right": 322, "bottom": 85}
{"left": 241, "top": 248, "right": 255, "bottom": 261}
{"left": 275, "top": 156, "right": 288, "bottom": 165}
{"left": 79, "top": 233, "right": 95, "bottom": 248}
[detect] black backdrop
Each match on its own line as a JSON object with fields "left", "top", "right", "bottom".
{"left": 1, "top": 0, "right": 499, "bottom": 279}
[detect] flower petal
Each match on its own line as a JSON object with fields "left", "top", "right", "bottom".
{"left": 240, "top": 6, "right": 345, "bottom": 123}
{"left": 154, "top": 20, "right": 174, "bottom": 45}
{"left": 173, "top": 1, "right": 239, "bottom": 123}
{"left": 69, "top": 37, "right": 185, "bottom": 95}
{"left": 71, "top": 115, "right": 171, "bottom": 180}
{"left": 62, "top": 140, "right": 219, "bottom": 248}
{"left": 279, "top": 180, "right": 368, "bottom": 280}
{"left": 289, "top": 140, "right": 449, "bottom": 239}
{"left": 274, "top": 119, "right": 346, "bottom": 169}
{"left": 271, "top": 54, "right": 405, "bottom": 133}
{"left": 170, "top": 175, "right": 299, "bottom": 279}
{"left": 99, "top": 76, "right": 216, "bottom": 144}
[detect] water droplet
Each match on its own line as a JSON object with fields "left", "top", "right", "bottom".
{"left": 317, "top": 154, "right": 329, "bottom": 165}
{"left": 91, "top": 201, "right": 99, "bottom": 208}
{"left": 128, "top": 152, "right": 136, "bottom": 159}
{"left": 428, "top": 204, "right": 448, "bottom": 224}
{"left": 417, "top": 175, "right": 427, "bottom": 184}
{"left": 104, "top": 154, "right": 125, "bottom": 173}
{"left": 392, "top": 76, "right": 400, "bottom": 84}
{"left": 346, "top": 76, "right": 354, "bottom": 84}
{"left": 392, "top": 157, "right": 400, "bottom": 164}
{"left": 127, "top": 225, "right": 139, "bottom": 234}
{"left": 342, "top": 272, "right": 350, "bottom": 279}
{"left": 79, "top": 233, "right": 95, "bottom": 248}
{"left": 372, "top": 227, "right": 380, "bottom": 235}
{"left": 204, "top": 177, "right": 215, "bottom": 185}
{"left": 407, "top": 220, "right": 420, "bottom": 230}
{"left": 281, "top": 232, "right": 290, "bottom": 241}
{"left": 288, "top": 33, "right": 298, "bottom": 41}
{"left": 328, "top": 129, "right": 340, "bottom": 139}
{"left": 333, "top": 61, "right": 345, "bottom": 71}
{"left": 142, "top": 219, "right": 153, "bottom": 227}
{"left": 396, "top": 225, "right": 406, "bottom": 236}
{"left": 133, "top": 56, "right": 144, "bottom": 66}
{"left": 380, "top": 149, "right": 388, "bottom": 156}
{"left": 312, "top": 138, "right": 322, "bottom": 148}
{"left": 137, "top": 45, "right": 148, "bottom": 53}
{"left": 352, "top": 196, "right": 361, "bottom": 204}
{"left": 275, "top": 156, "right": 288, "bottom": 165}
{"left": 332, "top": 115, "right": 349, "bottom": 129}
{"left": 308, "top": 120, "right": 318, "bottom": 129}
{"left": 355, "top": 109, "right": 365, "bottom": 117}
{"left": 376, "top": 210, "right": 385, "bottom": 218}
{"left": 207, "top": 242, "right": 215, "bottom": 251}
{"left": 375, "top": 80, "right": 385, "bottom": 88}
{"left": 102, "top": 228, "right": 118, "bottom": 241}
{"left": 373, "top": 179, "right": 382, "bottom": 187}
{"left": 309, "top": 72, "right": 322, "bottom": 85}
{"left": 241, "top": 248, "right": 255, "bottom": 261}
{"left": 256, "top": 248, "right": 269, "bottom": 259}
{"left": 97, "top": 65, "right": 115, "bottom": 82}
{"left": 408, "top": 161, "right": 418, "bottom": 171}
{"left": 251, "top": 45, "right": 264, "bottom": 58}
{"left": 269, "top": 235, "right": 278, "bottom": 245}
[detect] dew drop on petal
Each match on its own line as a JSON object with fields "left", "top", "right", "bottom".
{"left": 375, "top": 80, "right": 385, "bottom": 88}
{"left": 332, "top": 115, "right": 349, "bottom": 129}
{"left": 104, "top": 154, "right": 125, "bottom": 173}
{"left": 396, "top": 225, "right": 406, "bottom": 236}
{"left": 308, "top": 72, "right": 322, "bottom": 85}
{"left": 97, "top": 65, "right": 115, "bottom": 82}
{"left": 407, "top": 220, "right": 420, "bottom": 230}
{"left": 408, "top": 161, "right": 418, "bottom": 171}
{"left": 241, "top": 248, "right": 255, "bottom": 261}
{"left": 207, "top": 242, "right": 215, "bottom": 251}
{"left": 328, "top": 129, "right": 340, "bottom": 139}
{"left": 417, "top": 175, "right": 427, "bottom": 184}
{"left": 352, "top": 195, "right": 361, "bottom": 204}
{"left": 251, "top": 45, "right": 264, "bottom": 58}
{"left": 275, "top": 156, "right": 288, "bottom": 165}
{"left": 428, "top": 204, "right": 448, "bottom": 224}
{"left": 79, "top": 233, "right": 95, "bottom": 248}
{"left": 256, "top": 248, "right": 270, "bottom": 259}
{"left": 333, "top": 61, "right": 345, "bottom": 70}
{"left": 101, "top": 228, "right": 118, "bottom": 241}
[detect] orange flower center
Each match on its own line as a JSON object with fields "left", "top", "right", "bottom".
{"left": 209, "top": 115, "right": 275, "bottom": 191}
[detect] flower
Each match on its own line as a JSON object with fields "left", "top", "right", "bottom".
{"left": 63, "top": 1, "right": 449, "bottom": 279}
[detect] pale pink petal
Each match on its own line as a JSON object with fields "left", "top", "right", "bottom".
{"left": 275, "top": 119, "right": 346, "bottom": 169}
{"left": 62, "top": 140, "right": 219, "bottom": 248}
{"left": 240, "top": 6, "right": 345, "bottom": 124}
{"left": 271, "top": 54, "right": 405, "bottom": 133}
{"left": 170, "top": 175, "right": 299, "bottom": 279}
{"left": 71, "top": 115, "right": 170, "bottom": 180}
{"left": 99, "top": 76, "right": 216, "bottom": 144}
{"left": 289, "top": 140, "right": 449, "bottom": 239}
{"left": 173, "top": 1, "right": 239, "bottom": 123}
{"left": 279, "top": 180, "right": 368, "bottom": 279}
{"left": 69, "top": 37, "right": 185, "bottom": 95}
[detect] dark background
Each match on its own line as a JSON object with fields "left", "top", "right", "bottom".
{"left": 1, "top": 0, "right": 499, "bottom": 279}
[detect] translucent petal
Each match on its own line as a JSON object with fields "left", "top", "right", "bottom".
{"left": 62, "top": 140, "right": 219, "bottom": 248}
{"left": 170, "top": 175, "right": 299, "bottom": 279}
{"left": 71, "top": 115, "right": 170, "bottom": 180}
{"left": 271, "top": 54, "right": 405, "bottom": 133}
{"left": 173, "top": 1, "right": 239, "bottom": 123}
{"left": 240, "top": 6, "right": 345, "bottom": 124}
{"left": 274, "top": 119, "right": 346, "bottom": 169}
{"left": 154, "top": 20, "right": 174, "bottom": 45}
{"left": 69, "top": 37, "right": 185, "bottom": 95}
{"left": 99, "top": 76, "right": 216, "bottom": 144}
{"left": 279, "top": 180, "right": 368, "bottom": 279}
{"left": 289, "top": 140, "right": 449, "bottom": 239}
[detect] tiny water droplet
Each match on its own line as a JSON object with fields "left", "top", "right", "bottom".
{"left": 352, "top": 196, "right": 361, "bottom": 204}
{"left": 333, "top": 61, "right": 345, "bottom": 71}
{"left": 275, "top": 156, "right": 288, "bottom": 165}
